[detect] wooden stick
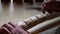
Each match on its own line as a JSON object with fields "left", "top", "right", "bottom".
{"left": 27, "top": 17, "right": 60, "bottom": 34}
{"left": 18, "top": 13, "right": 60, "bottom": 30}
{"left": 18, "top": 14, "right": 47, "bottom": 30}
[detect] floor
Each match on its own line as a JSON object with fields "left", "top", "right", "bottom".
{"left": 0, "top": 2, "right": 42, "bottom": 26}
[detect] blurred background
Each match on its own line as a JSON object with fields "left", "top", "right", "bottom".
{"left": 0, "top": 0, "right": 44, "bottom": 26}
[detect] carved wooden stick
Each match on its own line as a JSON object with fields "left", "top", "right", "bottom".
{"left": 27, "top": 17, "right": 60, "bottom": 34}
{"left": 18, "top": 14, "right": 48, "bottom": 30}
{"left": 18, "top": 13, "right": 60, "bottom": 30}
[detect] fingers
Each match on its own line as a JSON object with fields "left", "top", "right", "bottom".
{"left": 8, "top": 23, "right": 24, "bottom": 34}
{"left": 1, "top": 22, "right": 30, "bottom": 34}
{"left": 2, "top": 22, "right": 24, "bottom": 31}
{"left": 2, "top": 23, "right": 14, "bottom": 31}
{"left": 8, "top": 22, "right": 29, "bottom": 34}
{"left": 8, "top": 22, "right": 28, "bottom": 34}
{"left": 0, "top": 27, "right": 11, "bottom": 34}
{"left": 9, "top": 22, "right": 25, "bottom": 30}
{"left": 8, "top": 22, "right": 16, "bottom": 28}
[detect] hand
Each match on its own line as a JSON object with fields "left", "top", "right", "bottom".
{"left": 0, "top": 22, "right": 29, "bottom": 34}
{"left": 42, "top": 0, "right": 60, "bottom": 14}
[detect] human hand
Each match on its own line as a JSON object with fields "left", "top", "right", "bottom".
{"left": 0, "top": 22, "right": 29, "bottom": 34}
